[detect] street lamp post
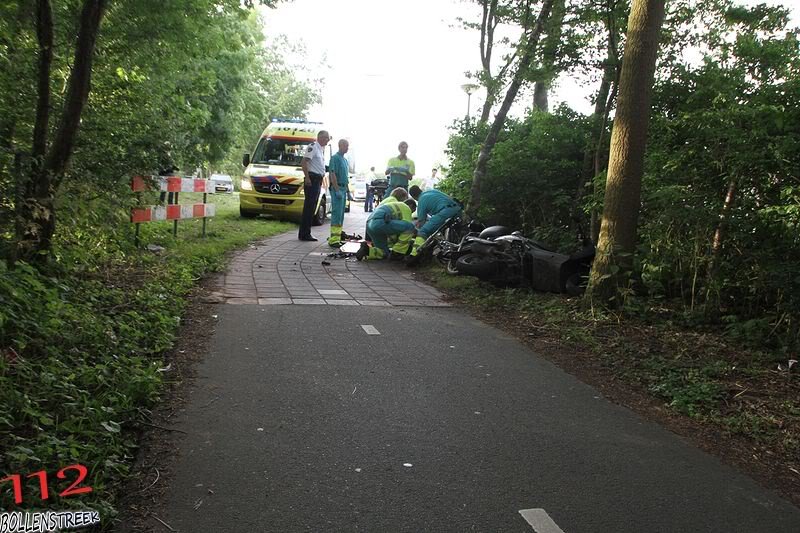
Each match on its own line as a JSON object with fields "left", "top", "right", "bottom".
{"left": 461, "top": 83, "right": 480, "bottom": 122}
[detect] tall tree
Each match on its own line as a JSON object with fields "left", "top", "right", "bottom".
{"left": 9, "top": 0, "right": 284, "bottom": 265}
{"left": 531, "top": 0, "right": 567, "bottom": 112}
{"left": 573, "top": 0, "right": 625, "bottom": 240}
{"left": 467, "top": 0, "right": 555, "bottom": 217}
{"left": 469, "top": 0, "right": 520, "bottom": 124}
{"left": 14, "top": 0, "right": 108, "bottom": 265}
{"left": 586, "top": 0, "right": 666, "bottom": 303}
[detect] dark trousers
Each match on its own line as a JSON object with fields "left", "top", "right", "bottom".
{"left": 364, "top": 189, "right": 374, "bottom": 212}
{"left": 298, "top": 177, "right": 322, "bottom": 239}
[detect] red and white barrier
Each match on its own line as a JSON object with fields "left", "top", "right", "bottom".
{"left": 130, "top": 175, "right": 215, "bottom": 228}
{"left": 131, "top": 203, "right": 216, "bottom": 223}
{"left": 132, "top": 175, "right": 214, "bottom": 193}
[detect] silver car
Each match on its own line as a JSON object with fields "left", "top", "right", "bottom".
{"left": 211, "top": 174, "right": 234, "bottom": 193}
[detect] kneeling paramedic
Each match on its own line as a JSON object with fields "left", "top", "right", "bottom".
{"left": 358, "top": 189, "right": 416, "bottom": 261}
{"left": 385, "top": 198, "right": 416, "bottom": 258}
{"left": 364, "top": 187, "right": 409, "bottom": 245}
{"left": 328, "top": 139, "right": 350, "bottom": 247}
{"left": 408, "top": 185, "right": 462, "bottom": 257}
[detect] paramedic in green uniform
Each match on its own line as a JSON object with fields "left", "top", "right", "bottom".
{"left": 357, "top": 189, "right": 416, "bottom": 261}
{"left": 327, "top": 139, "right": 350, "bottom": 247}
{"left": 385, "top": 141, "right": 415, "bottom": 195}
{"left": 407, "top": 185, "right": 462, "bottom": 258}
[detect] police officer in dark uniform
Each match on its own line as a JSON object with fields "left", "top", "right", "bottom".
{"left": 299, "top": 130, "right": 331, "bottom": 241}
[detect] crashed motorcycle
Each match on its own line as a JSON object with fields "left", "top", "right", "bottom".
{"left": 451, "top": 226, "right": 530, "bottom": 285}
{"left": 408, "top": 214, "right": 484, "bottom": 270}
{"left": 453, "top": 226, "right": 595, "bottom": 296}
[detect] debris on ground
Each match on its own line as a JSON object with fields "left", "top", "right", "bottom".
{"left": 341, "top": 231, "right": 363, "bottom": 241}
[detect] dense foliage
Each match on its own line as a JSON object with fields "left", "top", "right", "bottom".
{"left": 0, "top": 195, "right": 291, "bottom": 522}
{"left": 0, "top": 0, "right": 316, "bottom": 522}
{"left": 0, "top": 0, "right": 317, "bottom": 258}
{"left": 442, "top": 107, "right": 591, "bottom": 248}
{"left": 444, "top": 1, "right": 800, "bottom": 352}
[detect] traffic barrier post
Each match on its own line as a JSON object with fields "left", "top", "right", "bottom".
{"left": 130, "top": 175, "right": 215, "bottom": 246}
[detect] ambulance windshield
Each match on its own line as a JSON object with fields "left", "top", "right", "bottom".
{"left": 252, "top": 138, "right": 309, "bottom": 166}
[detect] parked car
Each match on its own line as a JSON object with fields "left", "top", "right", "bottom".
{"left": 351, "top": 176, "right": 368, "bottom": 201}
{"left": 210, "top": 174, "right": 234, "bottom": 193}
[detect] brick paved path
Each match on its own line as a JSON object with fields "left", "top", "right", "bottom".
{"left": 212, "top": 210, "right": 449, "bottom": 307}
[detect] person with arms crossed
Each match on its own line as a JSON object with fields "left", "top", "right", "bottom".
{"left": 327, "top": 139, "right": 350, "bottom": 247}
{"left": 385, "top": 141, "right": 414, "bottom": 195}
{"left": 298, "top": 130, "right": 331, "bottom": 241}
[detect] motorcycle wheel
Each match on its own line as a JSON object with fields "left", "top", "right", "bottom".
{"left": 455, "top": 253, "right": 499, "bottom": 280}
{"left": 445, "top": 258, "right": 460, "bottom": 275}
{"left": 564, "top": 270, "right": 589, "bottom": 297}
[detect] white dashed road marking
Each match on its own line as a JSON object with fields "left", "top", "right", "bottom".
{"left": 361, "top": 325, "right": 380, "bottom": 335}
{"left": 519, "top": 509, "right": 566, "bottom": 533}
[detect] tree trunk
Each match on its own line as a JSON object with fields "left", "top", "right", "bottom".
{"left": 13, "top": 0, "right": 54, "bottom": 266}
{"left": 45, "top": 0, "right": 107, "bottom": 183}
{"left": 574, "top": 0, "right": 621, "bottom": 234}
{"left": 467, "top": 0, "right": 555, "bottom": 217}
{"left": 707, "top": 176, "right": 737, "bottom": 282}
{"left": 32, "top": 0, "right": 53, "bottom": 168}
{"left": 14, "top": 0, "right": 108, "bottom": 265}
{"left": 533, "top": 81, "right": 549, "bottom": 111}
{"left": 479, "top": 89, "right": 496, "bottom": 124}
{"left": 585, "top": 0, "right": 666, "bottom": 304}
{"left": 590, "top": 77, "right": 620, "bottom": 243}
{"left": 478, "top": 0, "right": 498, "bottom": 125}
{"left": 531, "top": 0, "right": 565, "bottom": 113}
{"left": 575, "top": 69, "right": 612, "bottom": 215}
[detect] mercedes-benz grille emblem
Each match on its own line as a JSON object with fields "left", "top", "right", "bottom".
{"left": 270, "top": 183, "right": 282, "bottom": 194}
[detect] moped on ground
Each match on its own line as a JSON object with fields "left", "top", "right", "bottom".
{"left": 453, "top": 225, "right": 596, "bottom": 296}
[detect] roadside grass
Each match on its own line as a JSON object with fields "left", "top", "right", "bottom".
{"left": 422, "top": 267, "right": 800, "bottom": 483}
{"left": 0, "top": 193, "right": 291, "bottom": 525}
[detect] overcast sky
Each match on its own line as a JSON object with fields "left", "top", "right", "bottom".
{"left": 262, "top": 0, "right": 797, "bottom": 178}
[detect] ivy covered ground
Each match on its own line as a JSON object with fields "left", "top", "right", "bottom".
{"left": 0, "top": 194, "right": 290, "bottom": 525}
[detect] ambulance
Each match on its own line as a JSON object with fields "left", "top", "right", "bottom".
{"left": 239, "top": 119, "right": 331, "bottom": 223}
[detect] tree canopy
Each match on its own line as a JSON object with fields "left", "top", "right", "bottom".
{"left": 0, "top": 0, "right": 318, "bottom": 262}
{"left": 443, "top": 0, "right": 800, "bottom": 351}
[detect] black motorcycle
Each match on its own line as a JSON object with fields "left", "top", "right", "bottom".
{"left": 407, "top": 214, "right": 484, "bottom": 270}
{"left": 453, "top": 225, "right": 595, "bottom": 296}
{"left": 452, "top": 226, "right": 530, "bottom": 285}
{"left": 526, "top": 234, "right": 595, "bottom": 296}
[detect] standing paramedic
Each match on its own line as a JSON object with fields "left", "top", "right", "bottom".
{"left": 327, "top": 139, "right": 350, "bottom": 247}
{"left": 407, "top": 185, "right": 462, "bottom": 259}
{"left": 298, "top": 130, "right": 331, "bottom": 242}
{"left": 385, "top": 141, "right": 415, "bottom": 195}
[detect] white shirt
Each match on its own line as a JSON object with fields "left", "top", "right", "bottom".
{"left": 303, "top": 141, "right": 326, "bottom": 175}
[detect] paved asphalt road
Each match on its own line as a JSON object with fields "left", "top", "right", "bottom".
{"left": 159, "top": 302, "right": 800, "bottom": 532}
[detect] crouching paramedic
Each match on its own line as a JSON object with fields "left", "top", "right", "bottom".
{"left": 364, "top": 187, "right": 408, "bottom": 246}
{"left": 408, "top": 185, "right": 462, "bottom": 257}
{"left": 328, "top": 139, "right": 350, "bottom": 247}
{"left": 383, "top": 198, "right": 416, "bottom": 258}
{"left": 357, "top": 189, "right": 416, "bottom": 261}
